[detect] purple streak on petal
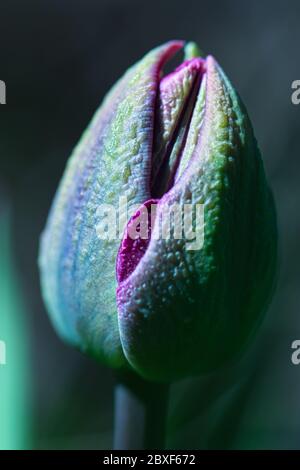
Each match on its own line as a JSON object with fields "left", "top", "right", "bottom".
{"left": 117, "top": 199, "right": 159, "bottom": 283}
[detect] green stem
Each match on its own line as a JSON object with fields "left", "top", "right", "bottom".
{"left": 113, "top": 370, "right": 169, "bottom": 450}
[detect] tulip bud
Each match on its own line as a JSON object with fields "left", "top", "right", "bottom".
{"left": 39, "top": 41, "right": 277, "bottom": 381}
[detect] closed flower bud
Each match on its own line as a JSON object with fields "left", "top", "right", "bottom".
{"left": 39, "top": 41, "right": 277, "bottom": 381}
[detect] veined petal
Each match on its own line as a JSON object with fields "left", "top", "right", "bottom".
{"left": 117, "top": 56, "right": 277, "bottom": 381}
{"left": 39, "top": 41, "right": 183, "bottom": 368}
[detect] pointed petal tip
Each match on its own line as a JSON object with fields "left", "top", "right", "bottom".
{"left": 184, "top": 41, "right": 203, "bottom": 59}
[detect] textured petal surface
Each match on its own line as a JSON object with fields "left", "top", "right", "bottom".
{"left": 117, "top": 56, "right": 277, "bottom": 381}
{"left": 39, "top": 41, "right": 183, "bottom": 367}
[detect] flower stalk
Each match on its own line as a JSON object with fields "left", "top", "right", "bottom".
{"left": 114, "top": 371, "right": 169, "bottom": 450}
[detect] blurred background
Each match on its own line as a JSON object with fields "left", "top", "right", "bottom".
{"left": 0, "top": 0, "right": 299, "bottom": 449}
